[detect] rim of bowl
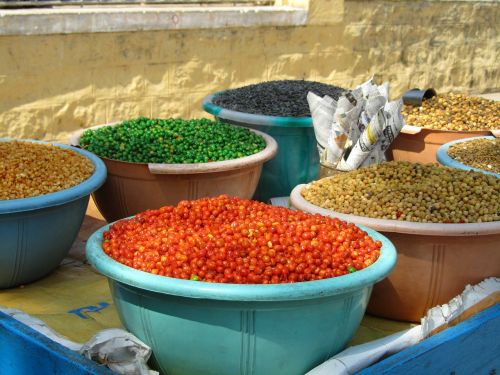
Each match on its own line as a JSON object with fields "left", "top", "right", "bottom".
{"left": 401, "top": 123, "right": 496, "bottom": 135}
{"left": 86, "top": 220, "right": 396, "bottom": 301}
{"left": 436, "top": 136, "right": 500, "bottom": 178}
{"left": 0, "top": 138, "right": 107, "bottom": 214}
{"left": 70, "top": 121, "right": 278, "bottom": 175}
{"left": 202, "top": 91, "right": 313, "bottom": 128}
{"left": 290, "top": 184, "right": 500, "bottom": 236}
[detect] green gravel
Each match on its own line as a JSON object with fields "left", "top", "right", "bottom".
{"left": 79, "top": 117, "right": 266, "bottom": 164}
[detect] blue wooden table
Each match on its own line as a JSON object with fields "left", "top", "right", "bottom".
{"left": 1, "top": 304, "right": 498, "bottom": 374}
{"left": 360, "top": 304, "right": 500, "bottom": 375}
{"left": 0, "top": 310, "right": 114, "bottom": 375}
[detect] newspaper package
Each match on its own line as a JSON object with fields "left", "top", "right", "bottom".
{"left": 307, "top": 92, "right": 337, "bottom": 159}
{"left": 309, "top": 78, "right": 404, "bottom": 172}
{"left": 336, "top": 89, "right": 365, "bottom": 147}
{"left": 307, "top": 92, "right": 346, "bottom": 166}
{"left": 337, "top": 99, "right": 403, "bottom": 171}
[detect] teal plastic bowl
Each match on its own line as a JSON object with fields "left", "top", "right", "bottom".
{"left": 86, "top": 222, "right": 396, "bottom": 375}
{"left": 203, "top": 92, "right": 319, "bottom": 202}
{"left": 0, "top": 139, "right": 107, "bottom": 288}
{"left": 437, "top": 136, "right": 500, "bottom": 178}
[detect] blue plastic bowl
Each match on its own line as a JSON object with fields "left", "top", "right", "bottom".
{"left": 436, "top": 136, "right": 500, "bottom": 178}
{"left": 203, "top": 92, "right": 319, "bottom": 202}
{"left": 86, "top": 222, "right": 396, "bottom": 375}
{"left": 0, "top": 139, "right": 107, "bottom": 288}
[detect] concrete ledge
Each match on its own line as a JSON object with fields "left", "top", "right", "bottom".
{"left": 475, "top": 92, "right": 500, "bottom": 101}
{"left": 0, "top": 5, "right": 308, "bottom": 35}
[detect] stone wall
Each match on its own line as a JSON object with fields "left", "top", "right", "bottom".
{"left": 0, "top": 0, "right": 498, "bottom": 141}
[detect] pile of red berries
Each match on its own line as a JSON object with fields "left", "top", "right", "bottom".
{"left": 102, "top": 196, "right": 382, "bottom": 284}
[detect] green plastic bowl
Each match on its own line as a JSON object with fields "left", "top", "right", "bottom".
{"left": 203, "top": 92, "right": 319, "bottom": 202}
{"left": 0, "top": 139, "right": 107, "bottom": 288}
{"left": 86, "top": 222, "right": 396, "bottom": 375}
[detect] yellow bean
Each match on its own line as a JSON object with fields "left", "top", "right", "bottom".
{"left": 301, "top": 161, "right": 500, "bottom": 223}
{"left": 448, "top": 138, "right": 500, "bottom": 173}
{"left": 0, "top": 141, "right": 94, "bottom": 200}
{"left": 402, "top": 93, "right": 500, "bottom": 131}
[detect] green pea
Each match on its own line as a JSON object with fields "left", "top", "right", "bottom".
{"left": 80, "top": 117, "right": 266, "bottom": 164}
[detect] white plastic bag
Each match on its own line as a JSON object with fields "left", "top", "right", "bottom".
{"left": 80, "top": 329, "right": 158, "bottom": 375}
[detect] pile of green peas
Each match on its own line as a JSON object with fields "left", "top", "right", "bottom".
{"left": 79, "top": 118, "right": 266, "bottom": 164}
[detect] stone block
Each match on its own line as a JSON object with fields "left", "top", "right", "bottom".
{"left": 152, "top": 94, "right": 190, "bottom": 118}
{"left": 308, "top": 0, "right": 344, "bottom": 26}
{"left": 114, "top": 65, "right": 147, "bottom": 98}
{"left": 144, "top": 63, "right": 170, "bottom": 96}
{"left": 169, "top": 58, "right": 235, "bottom": 94}
{"left": 0, "top": 105, "right": 54, "bottom": 140}
{"left": 106, "top": 99, "right": 153, "bottom": 124}
{"left": 267, "top": 53, "right": 318, "bottom": 80}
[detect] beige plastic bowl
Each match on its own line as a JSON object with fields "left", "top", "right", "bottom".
{"left": 70, "top": 123, "right": 278, "bottom": 222}
{"left": 386, "top": 125, "right": 494, "bottom": 164}
{"left": 290, "top": 184, "right": 500, "bottom": 322}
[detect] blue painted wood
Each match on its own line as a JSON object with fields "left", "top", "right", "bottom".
{"left": 2, "top": 304, "right": 498, "bottom": 375}
{"left": 360, "top": 304, "right": 500, "bottom": 375}
{"left": 0, "top": 311, "right": 115, "bottom": 375}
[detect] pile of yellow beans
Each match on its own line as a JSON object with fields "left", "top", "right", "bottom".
{"left": 0, "top": 141, "right": 94, "bottom": 200}
{"left": 301, "top": 161, "right": 500, "bottom": 223}
{"left": 402, "top": 93, "right": 499, "bottom": 131}
{"left": 448, "top": 138, "right": 500, "bottom": 173}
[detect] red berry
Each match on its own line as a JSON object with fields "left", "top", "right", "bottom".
{"left": 102, "top": 196, "right": 381, "bottom": 284}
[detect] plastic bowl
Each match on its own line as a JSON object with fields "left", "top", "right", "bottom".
{"left": 86, "top": 222, "right": 396, "bottom": 375}
{"left": 203, "top": 92, "right": 319, "bottom": 202}
{"left": 387, "top": 125, "right": 496, "bottom": 164}
{"left": 436, "top": 136, "right": 500, "bottom": 178}
{"left": 290, "top": 184, "right": 500, "bottom": 322}
{"left": 0, "top": 139, "right": 107, "bottom": 289}
{"left": 70, "top": 123, "right": 277, "bottom": 222}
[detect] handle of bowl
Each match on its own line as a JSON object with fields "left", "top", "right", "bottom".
{"left": 400, "top": 124, "right": 422, "bottom": 135}
{"left": 147, "top": 163, "right": 224, "bottom": 174}
{"left": 148, "top": 163, "right": 208, "bottom": 174}
{"left": 148, "top": 164, "right": 173, "bottom": 174}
